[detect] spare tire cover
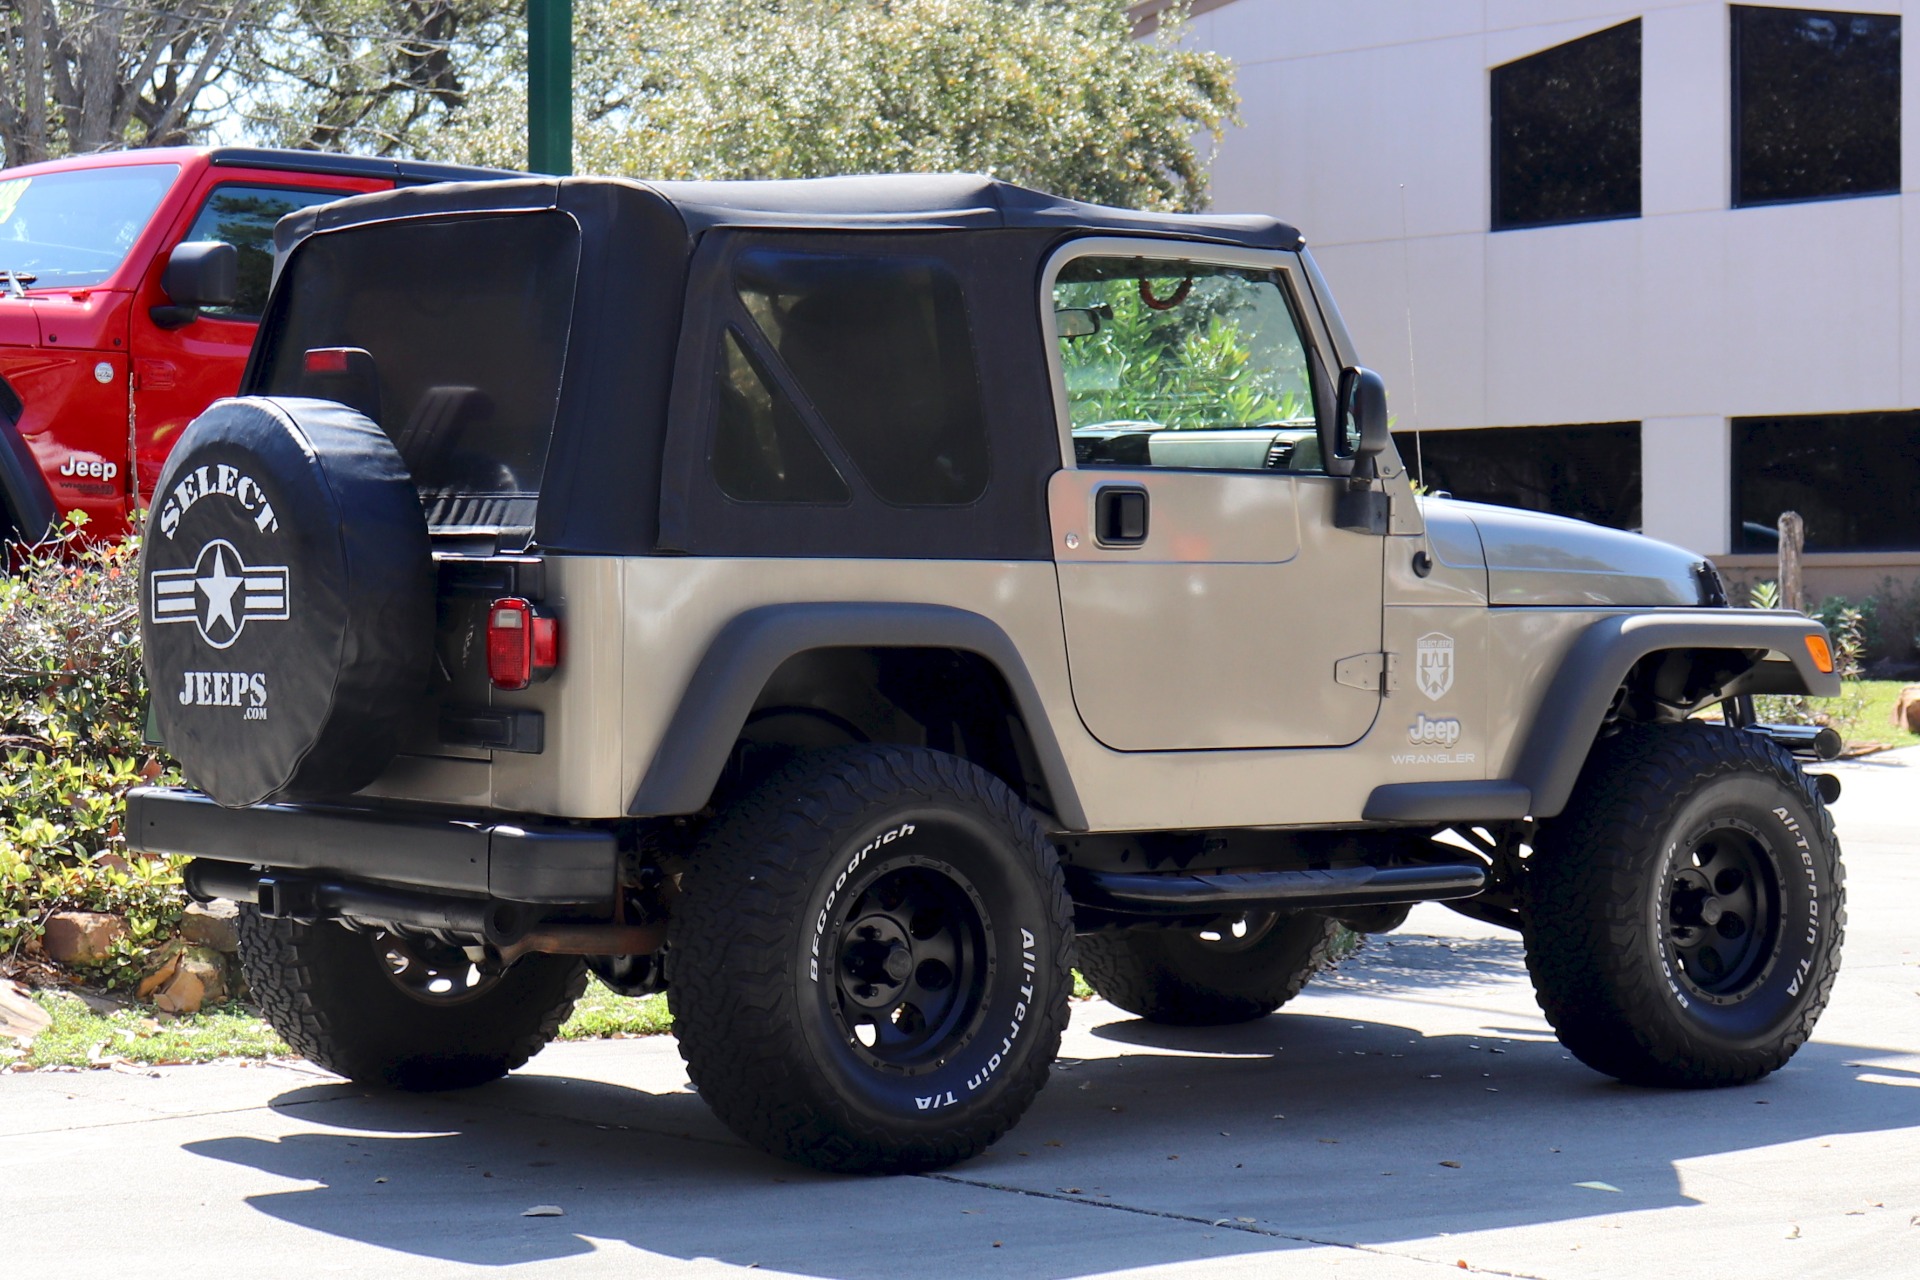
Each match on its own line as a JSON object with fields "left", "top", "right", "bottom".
{"left": 140, "top": 396, "right": 432, "bottom": 808}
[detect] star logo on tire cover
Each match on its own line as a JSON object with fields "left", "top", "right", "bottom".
{"left": 151, "top": 538, "right": 291, "bottom": 650}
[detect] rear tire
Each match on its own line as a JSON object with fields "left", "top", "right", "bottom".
{"left": 1522, "top": 723, "right": 1844, "bottom": 1087}
{"left": 667, "top": 745, "right": 1074, "bottom": 1174}
{"left": 236, "top": 909, "right": 586, "bottom": 1090}
{"left": 1076, "top": 912, "right": 1348, "bottom": 1025}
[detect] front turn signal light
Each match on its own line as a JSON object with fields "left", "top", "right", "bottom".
{"left": 487, "top": 597, "right": 560, "bottom": 690}
{"left": 1805, "top": 633, "right": 1834, "bottom": 675}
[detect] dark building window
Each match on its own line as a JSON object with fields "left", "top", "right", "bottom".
{"left": 1732, "top": 411, "right": 1920, "bottom": 551}
{"left": 1393, "top": 422, "right": 1643, "bottom": 531}
{"left": 1492, "top": 20, "right": 1642, "bottom": 230}
{"left": 1733, "top": 6, "right": 1900, "bottom": 207}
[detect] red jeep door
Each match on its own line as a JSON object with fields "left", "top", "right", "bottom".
{"left": 130, "top": 169, "right": 384, "bottom": 506}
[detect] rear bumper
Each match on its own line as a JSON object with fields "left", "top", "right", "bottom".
{"left": 123, "top": 786, "right": 617, "bottom": 904}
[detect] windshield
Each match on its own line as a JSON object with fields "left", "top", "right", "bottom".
{"left": 0, "top": 164, "right": 179, "bottom": 289}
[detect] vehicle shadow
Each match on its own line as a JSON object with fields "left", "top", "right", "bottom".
{"left": 182, "top": 1002, "right": 1920, "bottom": 1277}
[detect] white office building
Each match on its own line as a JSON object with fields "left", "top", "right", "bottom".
{"left": 1178, "top": 0, "right": 1920, "bottom": 598}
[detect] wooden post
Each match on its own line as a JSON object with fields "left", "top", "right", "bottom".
{"left": 1777, "top": 511, "right": 1805, "bottom": 614}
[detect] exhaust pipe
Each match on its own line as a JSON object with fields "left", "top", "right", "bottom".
{"left": 1747, "top": 723, "right": 1843, "bottom": 761}
{"left": 181, "top": 859, "right": 663, "bottom": 958}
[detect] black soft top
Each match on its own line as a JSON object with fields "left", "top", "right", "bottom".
{"left": 262, "top": 175, "right": 1306, "bottom": 560}
{"left": 273, "top": 172, "right": 1302, "bottom": 253}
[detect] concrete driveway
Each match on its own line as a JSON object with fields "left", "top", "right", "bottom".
{"left": 4, "top": 750, "right": 1916, "bottom": 1278}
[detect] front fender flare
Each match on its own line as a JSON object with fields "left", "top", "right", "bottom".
{"left": 627, "top": 602, "right": 1087, "bottom": 829}
{"left": 1514, "top": 610, "right": 1839, "bottom": 819}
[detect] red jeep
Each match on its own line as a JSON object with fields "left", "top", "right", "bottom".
{"left": 0, "top": 147, "right": 508, "bottom": 545}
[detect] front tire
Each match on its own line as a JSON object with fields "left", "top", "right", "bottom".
{"left": 1522, "top": 723, "right": 1844, "bottom": 1087}
{"left": 236, "top": 910, "right": 587, "bottom": 1090}
{"left": 1076, "top": 912, "right": 1348, "bottom": 1025}
{"left": 667, "top": 746, "right": 1074, "bottom": 1174}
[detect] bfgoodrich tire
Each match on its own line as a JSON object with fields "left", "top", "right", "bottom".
{"left": 1076, "top": 913, "right": 1348, "bottom": 1026}
{"left": 666, "top": 746, "right": 1074, "bottom": 1174}
{"left": 236, "top": 909, "right": 586, "bottom": 1090}
{"left": 1522, "top": 723, "right": 1844, "bottom": 1087}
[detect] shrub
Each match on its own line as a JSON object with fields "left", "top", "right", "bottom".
{"left": 1, "top": 518, "right": 183, "bottom": 983}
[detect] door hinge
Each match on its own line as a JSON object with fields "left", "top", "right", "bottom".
{"left": 1335, "top": 651, "right": 1398, "bottom": 692}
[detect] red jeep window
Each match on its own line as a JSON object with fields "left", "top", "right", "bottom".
{"left": 0, "top": 164, "right": 177, "bottom": 289}
{"left": 183, "top": 185, "right": 344, "bottom": 320}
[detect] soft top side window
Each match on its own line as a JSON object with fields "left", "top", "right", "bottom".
{"left": 1053, "top": 256, "right": 1323, "bottom": 473}
{"left": 718, "top": 248, "right": 990, "bottom": 506}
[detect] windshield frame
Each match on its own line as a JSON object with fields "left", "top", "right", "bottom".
{"left": 0, "top": 161, "right": 182, "bottom": 292}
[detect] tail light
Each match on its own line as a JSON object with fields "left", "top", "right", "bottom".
{"left": 487, "top": 597, "right": 559, "bottom": 690}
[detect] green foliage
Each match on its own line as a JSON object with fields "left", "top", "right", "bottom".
{"left": 1, "top": 520, "right": 182, "bottom": 982}
{"left": 237, "top": 0, "right": 522, "bottom": 154}
{"left": 1058, "top": 276, "right": 1308, "bottom": 429}
{"left": 555, "top": 976, "right": 673, "bottom": 1038}
{"left": 8, "top": 989, "right": 287, "bottom": 1069}
{"left": 433, "top": 0, "right": 1238, "bottom": 212}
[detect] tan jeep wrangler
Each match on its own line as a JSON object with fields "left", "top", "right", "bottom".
{"left": 127, "top": 174, "right": 1845, "bottom": 1174}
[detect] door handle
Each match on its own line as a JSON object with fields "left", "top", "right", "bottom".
{"left": 1095, "top": 485, "right": 1149, "bottom": 547}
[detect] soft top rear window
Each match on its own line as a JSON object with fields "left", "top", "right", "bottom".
{"left": 251, "top": 211, "right": 581, "bottom": 539}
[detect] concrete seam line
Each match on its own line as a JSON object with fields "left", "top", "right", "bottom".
{"left": 920, "top": 1172, "right": 1556, "bottom": 1279}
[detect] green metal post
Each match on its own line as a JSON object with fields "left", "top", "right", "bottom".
{"left": 527, "top": 0, "right": 573, "bottom": 175}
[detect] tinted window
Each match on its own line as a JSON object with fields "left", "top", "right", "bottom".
{"left": 253, "top": 212, "right": 579, "bottom": 532}
{"left": 1733, "top": 411, "right": 1920, "bottom": 551}
{"left": 1053, "top": 257, "right": 1320, "bottom": 472}
{"left": 184, "top": 185, "right": 343, "bottom": 319}
{"left": 712, "top": 327, "right": 850, "bottom": 503}
{"left": 1734, "top": 7, "right": 1900, "bottom": 206}
{"left": 732, "top": 249, "right": 989, "bottom": 506}
{"left": 0, "top": 164, "right": 178, "bottom": 288}
{"left": 1394, "top": 422, "right": 1642, "bottom": 530}
{"left": 1492, "top": 20, "right": 1641, "bottom": 230}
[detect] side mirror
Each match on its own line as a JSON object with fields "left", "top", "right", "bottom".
{"left": 1320, "top": 365, "right": 1392, "bottom": 478}
{"left": 152, "top": 241, "right": 237, "bottom": 328}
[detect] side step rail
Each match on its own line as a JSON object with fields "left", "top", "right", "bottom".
{"left": 1066, "top": 861, "right": 1486, "bottom": 919}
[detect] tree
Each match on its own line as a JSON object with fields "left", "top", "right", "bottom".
{"left": 435, "top": 0, "right": 1238, "bottom": 212}
{"left": 0, "top": 0, "right": 255, "bottom": 166}
{"left": 235, "top": 0, "right": 521, "bottom": 155}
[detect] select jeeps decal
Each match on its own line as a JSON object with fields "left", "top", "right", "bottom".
{"left": 150, "top": 539, "right": 290, "bottom": 649}
{"left": 1416, "top": 632, "right": 1455, "bottom": 700}
{"left": 156, "top": 463, "right": 279, "bottom": 540}
{"left": 176, "top": 671, "right": 269, "bottom": 720}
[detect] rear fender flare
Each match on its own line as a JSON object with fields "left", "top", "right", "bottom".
{"left": 627, "top": 602, "right": 1086, "bottom": 829}
{"left": 1514, "top": 611, "right": 1839, "bottom": 818}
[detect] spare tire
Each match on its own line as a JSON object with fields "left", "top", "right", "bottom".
{"left": 140, "top": 396, "right": 432, "bottom": 808}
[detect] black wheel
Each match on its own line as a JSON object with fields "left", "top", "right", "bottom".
{"left": 235, "top": 908, "right": 587, "bottom": 1090}
{"left": 666, "top": 745, "right": 1074, "bottom": 1174}
{"left": 1076, "top": 911, "right": 1348, "bottom": 1025}
{"left": 1523, "top": 723, "right": 1844, "bottom": 1087}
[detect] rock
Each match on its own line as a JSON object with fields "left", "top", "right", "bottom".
{"left": 180, "top": 900, "right": 241, "bottom": 953}
{"left": 153, "top": 947, "right": 229, "bottom": 1014}
{"left": 1, "top": 980, "right": 51, "bottom": 1045}
{"left": 40, "top": 912, "right": 127, "bottom": 965}
{"left": 136, "top": 954, "right": 181, "bottom": 1000}
{"left": 1894, "top": 685, "right": 1920, "bottom": 735}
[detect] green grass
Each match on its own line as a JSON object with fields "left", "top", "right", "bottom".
{"left": 1833, "top": 679, "right": 1920, "bottom": 751}
{"left": 2, "top": 975, "right": 674, "bottom": 1072}
{"left": 9, "top": 989, "right": 288, "bottom": 1069}
{"left": 556, "top": 979, "right": 673, "bottom": 1039}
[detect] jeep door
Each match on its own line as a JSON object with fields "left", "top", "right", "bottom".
{"left": 130, "top": 168, "right": 383, "bottom": 507}
{"left": 1046, "top": 241, "right": 1385, "bottom": 750}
